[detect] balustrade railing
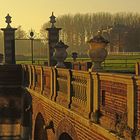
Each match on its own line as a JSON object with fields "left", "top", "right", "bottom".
{"left": 71, "top": 73, "right": 87, "bottom": 102}
{"left": 22, "top": 64, "right": 138, "bottom": 131}
{"left": 57, "top": 68, "right": 69, "bottom": 95}
{"left": 42, "top": 67, "right": 52, "bottom": 99}
{"left": 71, "top": 70, "right": 92, "bottom": 117}
{"left": 34, "top": 66, "right": 42, "bottom": 92}
{"left": 54, "top": 68, "right": 71, "bottom": 108}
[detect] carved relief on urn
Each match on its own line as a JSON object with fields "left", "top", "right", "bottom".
{"left": 54, "top": 40, "right": 69, "bottom": 68}
{"left": 87, "top": 31, "right": 109, "bottom": 71}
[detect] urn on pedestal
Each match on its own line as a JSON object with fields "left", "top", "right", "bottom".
{"left": 54, "top": 40, "right": 69, "bottom": 68}
{"left": 87, "top": 32, "right": 109, "bottom": 71}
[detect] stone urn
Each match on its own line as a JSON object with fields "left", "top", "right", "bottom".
{"left": 87, "top": 32, "right": 109, "bottom": 71}
{"left": 54, "top": 40, "right": 69, "bottom": 68}
{"left": 72, "top": 52, "right": 78, "bottom": 62}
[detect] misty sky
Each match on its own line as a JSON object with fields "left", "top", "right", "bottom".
{"left": 0, "top": 0, "right": 139, "bottom": 32}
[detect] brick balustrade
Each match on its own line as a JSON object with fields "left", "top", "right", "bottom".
{"left": 21, "top": 64, "right": 140, "bottom": 139}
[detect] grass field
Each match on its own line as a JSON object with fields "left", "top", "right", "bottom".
{"left": 16, "top": 54, "right": 140, "bottom": 73}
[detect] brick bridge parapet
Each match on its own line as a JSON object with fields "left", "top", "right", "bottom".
{"left": 21, "top": 64, "right": 140, "bottom": 140}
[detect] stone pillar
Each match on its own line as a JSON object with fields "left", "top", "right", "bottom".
{"left": 67, "top": 70, "right": 71, "bottom": 108}
{"left": 40, "top": 66, "right": 43, "bottom": 94}
{"left": 127, "top": 76, "right": 135, "bottom": 129}
{"left": 1, "top": 14, "right": 17, "bottom": 64}
{"left": 52, "top": 68, "right": 57, "bottom": 101}
{"left": 90, "top": 72, "right": 100, "bottom": 123}
{"left": 86, "top": 73, "right": 92, "bottom": 118}
{"left": 92, "top": 73, "right": 99, "bottom": 112}
{"left": 32, "top": 65, "right": 36, "bottom": 90}
{"left": 46, "top": 12, "right": 61, "bottom": 66}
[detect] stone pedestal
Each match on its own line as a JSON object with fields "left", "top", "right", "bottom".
{"left": 46, "top": 12, "right": 61, "bottom": 66}
{"left": 1, "top": 14, "right": 17, "bottom": 64}
{"left": 1, "top": 28, "right": 17, "bottom": 64}
{"left": 46, "top": 28, "right": 61, "bottom": 66}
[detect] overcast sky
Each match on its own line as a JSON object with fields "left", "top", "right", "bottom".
{"left": 0, "top": 0, "right": 139, "bottom": 32}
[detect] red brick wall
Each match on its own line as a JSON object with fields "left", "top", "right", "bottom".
{"left": 31, "top": 93, "right": 110, "bottom": 140}
{"left": 99, "top": 80, "right": 127, "bottom": 129}
{"left": 72, "top": 62, "right": 80, "bottom": 70}
{"left": 80, "top": 62, "right": 92, "bottom": 71}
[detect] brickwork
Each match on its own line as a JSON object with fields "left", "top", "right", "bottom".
{"left": 29, "top": 90, "right": 115, "bottom": 140}
{"left": 22, "top": 65, "right": 140, "bottom": 140}
{"left": 100, "top": 80, "right": 127, "bottom": 115}
{"left": 0, "top": 64, "right": 139, "bottom": 139}
{"left": 99, "top": 80, "right": 127, "bottom": 131}
{"left": 80, "top": 62, "right": 92, "bottom": 71}
{"left": 72, "top": 62, "right": 80, "bottom": 70}
{"left": 72, "top": 62, "right": 92, "bottom": 71}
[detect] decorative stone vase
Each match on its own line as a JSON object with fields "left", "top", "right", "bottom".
{"left": 54, "top": 40, "right": 69, "bottom": 68}
{"left": 72, "top": 52, "right": 78, "bottom": 62}
{"left": 87, "top": 33, "right": 109, "bottom": 71}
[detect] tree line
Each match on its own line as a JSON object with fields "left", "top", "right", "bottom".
{"left": 41, "top": 12, "right": 140, "bottom": 56}
{"left": 1, "top": 12, "right": 140, "bottom": 58}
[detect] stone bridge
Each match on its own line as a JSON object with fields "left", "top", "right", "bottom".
{"left": 0, "top": 64, "right": 139, "bottom": 140}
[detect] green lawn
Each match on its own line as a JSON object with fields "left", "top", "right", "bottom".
{"left": 16, "top": 54, "right": 140, "bottom": 73}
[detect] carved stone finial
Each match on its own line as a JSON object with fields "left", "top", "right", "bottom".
{"left": 5, "top": 14, "right": 12, "bottom": 28}
{"left": 49, "top": 12, "right": 56, "bottom": 28}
